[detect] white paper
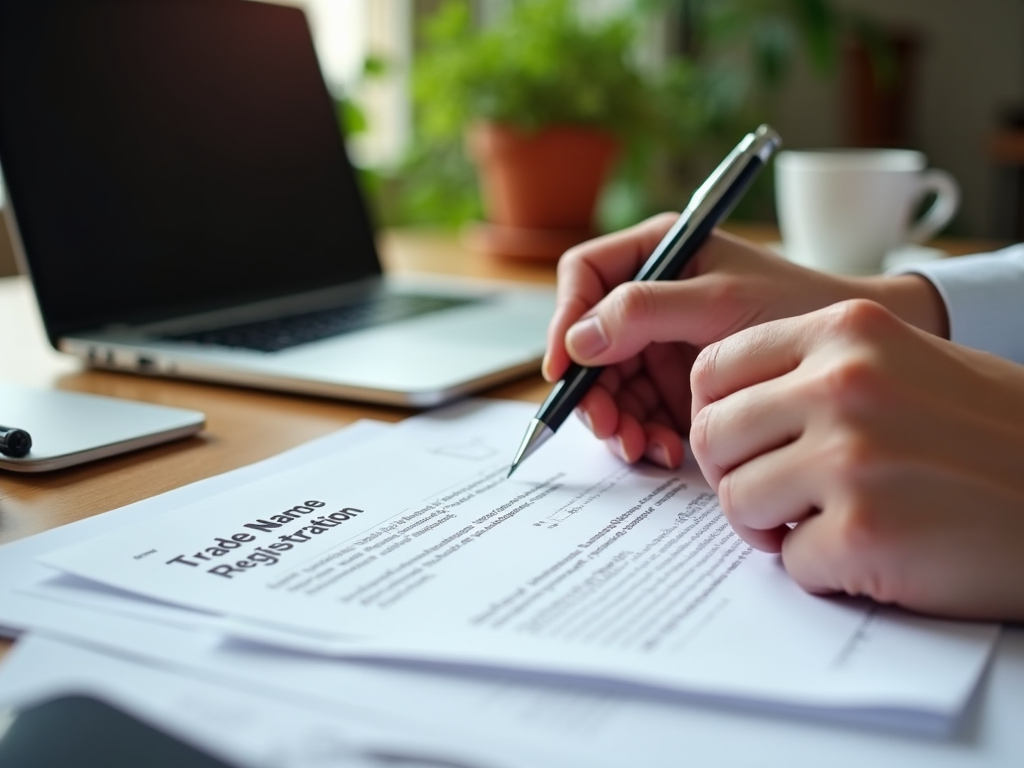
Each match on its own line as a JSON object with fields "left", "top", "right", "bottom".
{"left": 0, "top": 633, "right": 560, "bottom": 768}
{"left": 1, "top": 406, "right": 1020, "bottom": 765}
{"left": 9, "top": 580, "right": 1024, "bottom": 767}
{"left": 0, "top": 419, "right": 393, "bottom": 638}
{"left": 40, "top": 399, "right": 999, "bottom": 717}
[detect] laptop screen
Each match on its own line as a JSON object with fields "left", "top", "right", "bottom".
{"left": 0, "top": 0, "right": 382, "bottom": 339}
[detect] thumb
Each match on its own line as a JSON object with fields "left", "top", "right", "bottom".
{"left": 565, "top": 279, "right": 737, "bottom": 366}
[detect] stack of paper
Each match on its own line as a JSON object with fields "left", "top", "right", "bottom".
{"left": 1, "top": 399, "right": 1020, "bottom": 767}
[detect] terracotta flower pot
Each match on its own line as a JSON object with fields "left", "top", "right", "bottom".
{"left": 464, "top": 122, "right": 620, "bottom": 260}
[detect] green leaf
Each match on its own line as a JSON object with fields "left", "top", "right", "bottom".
{"left": 412, "top": 0, "right": 656, "bottom": 139}
{"left": 788, "top": 0, "right": 838, "bottom": 73}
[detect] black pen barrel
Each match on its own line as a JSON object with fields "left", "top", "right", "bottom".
{"left": 515, "top": 127, "right": 780, "bottom": 475}
{"left": 637, "top": 157, "right": 765, "bottom": 283}
{"left": 537, "top": 157, "right": 764, "bottom": 437}
{"left": 536, "top": 363, "right": 605, "bottom": 432}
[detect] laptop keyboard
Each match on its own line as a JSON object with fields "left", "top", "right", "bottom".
{"left": 161, "top": 292, "right": 477, "bottom": 353}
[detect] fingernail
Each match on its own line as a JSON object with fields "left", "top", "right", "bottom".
{"left": 660, "top": 443, "right": 675, "bottom": 468}
{"left": 567, "top": 316, "right": 609, "bottom": 360}
{"left": 646, "top": 442, "right": 671, "bottom": 468}
{"left": 617, "top": 437, "right": 630, "bottom": 462}
{"left": 607, "top": 436, "right": 627, "bottom": 462}
{"left": 575, "top": 407, "right": 594, "bottom": 432}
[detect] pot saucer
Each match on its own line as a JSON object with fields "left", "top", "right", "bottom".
{"left": 462, "top": 221, "right": 597, "bottom": 261}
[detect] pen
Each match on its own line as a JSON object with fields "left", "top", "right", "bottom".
{"left": 0, "top": 425, "right": 32, "bottom": 457}
{"left": 508, "top": 124, "right": 782, "bottom": 478}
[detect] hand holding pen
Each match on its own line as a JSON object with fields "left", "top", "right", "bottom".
{"left": 510, "top": 125, "right": 782, "bottom": 475}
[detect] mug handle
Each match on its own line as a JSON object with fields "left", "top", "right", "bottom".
{"left": 906, "top": 169, "right": 960, "bottom": 244}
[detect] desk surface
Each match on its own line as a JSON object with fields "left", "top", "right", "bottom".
{"left": 0, "top": 226, "right": 1008, "bottom": 662}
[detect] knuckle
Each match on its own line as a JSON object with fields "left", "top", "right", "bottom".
{"left": 833, "top": 504, "right": 898, "bottom": 603}
{"left": 826, "top": 299, "right": 896, "bottom": 339}
{"left": 688, "top": 406, "right": 727, "bottom": 489}
{"left": 688, "top": 407, "right": 712, "bottom": 464}
{"left": 702, "top": 274, "right": 745, "bottom": 315}
{"left": 815, "top": 352, "right": 889, "bottom": 413}
{"left": 560, "top": 293, "right": 592, "bottom": 323}
{"left": 691, "top": 341, "right": 723, "bottom": 399}
{"left": 610, "top": 282, "right": 657, "bottom": 327}
{"left": 557, "top": 240, "right": 602, "bottom": 282}
{"left": 556, "top": 248, "right": 585, "bottom": 281}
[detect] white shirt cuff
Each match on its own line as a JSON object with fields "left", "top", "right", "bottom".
{"left": 887, "top": 244, "right": 1024, "bottom": 364}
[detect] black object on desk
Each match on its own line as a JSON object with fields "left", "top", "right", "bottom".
{"left": 508, "top": 124, "right": 783, "bottom": 477}
{"left": 0, "top": 426, "right": 31, "bottom": 457}
{"left": 0, "top": 695, "right": 238, "bottom": 768}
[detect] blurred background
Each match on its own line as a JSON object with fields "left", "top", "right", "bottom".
{"left": 2, "top": 0, "right": 1023, "bottom": 274}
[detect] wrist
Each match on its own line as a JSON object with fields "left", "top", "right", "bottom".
{"left": 844, "top": 274, "right": 950, "bottom": 338}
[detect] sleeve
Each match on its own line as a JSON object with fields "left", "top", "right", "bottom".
{"left": 887, "top": 244, "right": 1024, "bottom": 364}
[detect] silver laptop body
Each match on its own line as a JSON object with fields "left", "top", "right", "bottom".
{"left": 0, "top": 0, "right": 553, "bottom": 407}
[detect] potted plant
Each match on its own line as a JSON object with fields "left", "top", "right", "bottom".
{"left": 394, "top": 0, "right": 884, "bottom": 246}
{"left": 412, "top": 0, "right": 697, "bottom": 259}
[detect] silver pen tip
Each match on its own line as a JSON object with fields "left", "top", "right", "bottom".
{"left": 507, "top": 418, "right": 554, "bottom": 478}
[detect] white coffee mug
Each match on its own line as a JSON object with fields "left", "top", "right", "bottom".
{"left": 775, "top": 149, "right": 960, "bottom": 275}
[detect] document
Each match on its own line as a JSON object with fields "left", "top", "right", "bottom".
{"left": 40, "top": 399, "right": 999, "bottom": 717}
{"left": 0, "top": 419, "right": 394, "bottom": 639}
{"left": 7, "top": 626, "right": 1023, "bottom": 768}
{"left": 0, "top": 633, "right": 555, "bottom": 768}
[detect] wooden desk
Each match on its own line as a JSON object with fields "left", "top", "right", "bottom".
{"left": 0, "top": 226, "right": 1008, "bottom": 663}
{"left": 720, "top": 223, "right": 1007, "bottom": 258}
{"left": 0, "top": 230, "right": 557, "bottom": 548}
{"left": 0, "top": 212, "right": 17, "bottom": 278}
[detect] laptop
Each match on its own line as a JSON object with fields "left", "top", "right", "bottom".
{"left": 0, "top": 0, "right": 554, "bottom": 407}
